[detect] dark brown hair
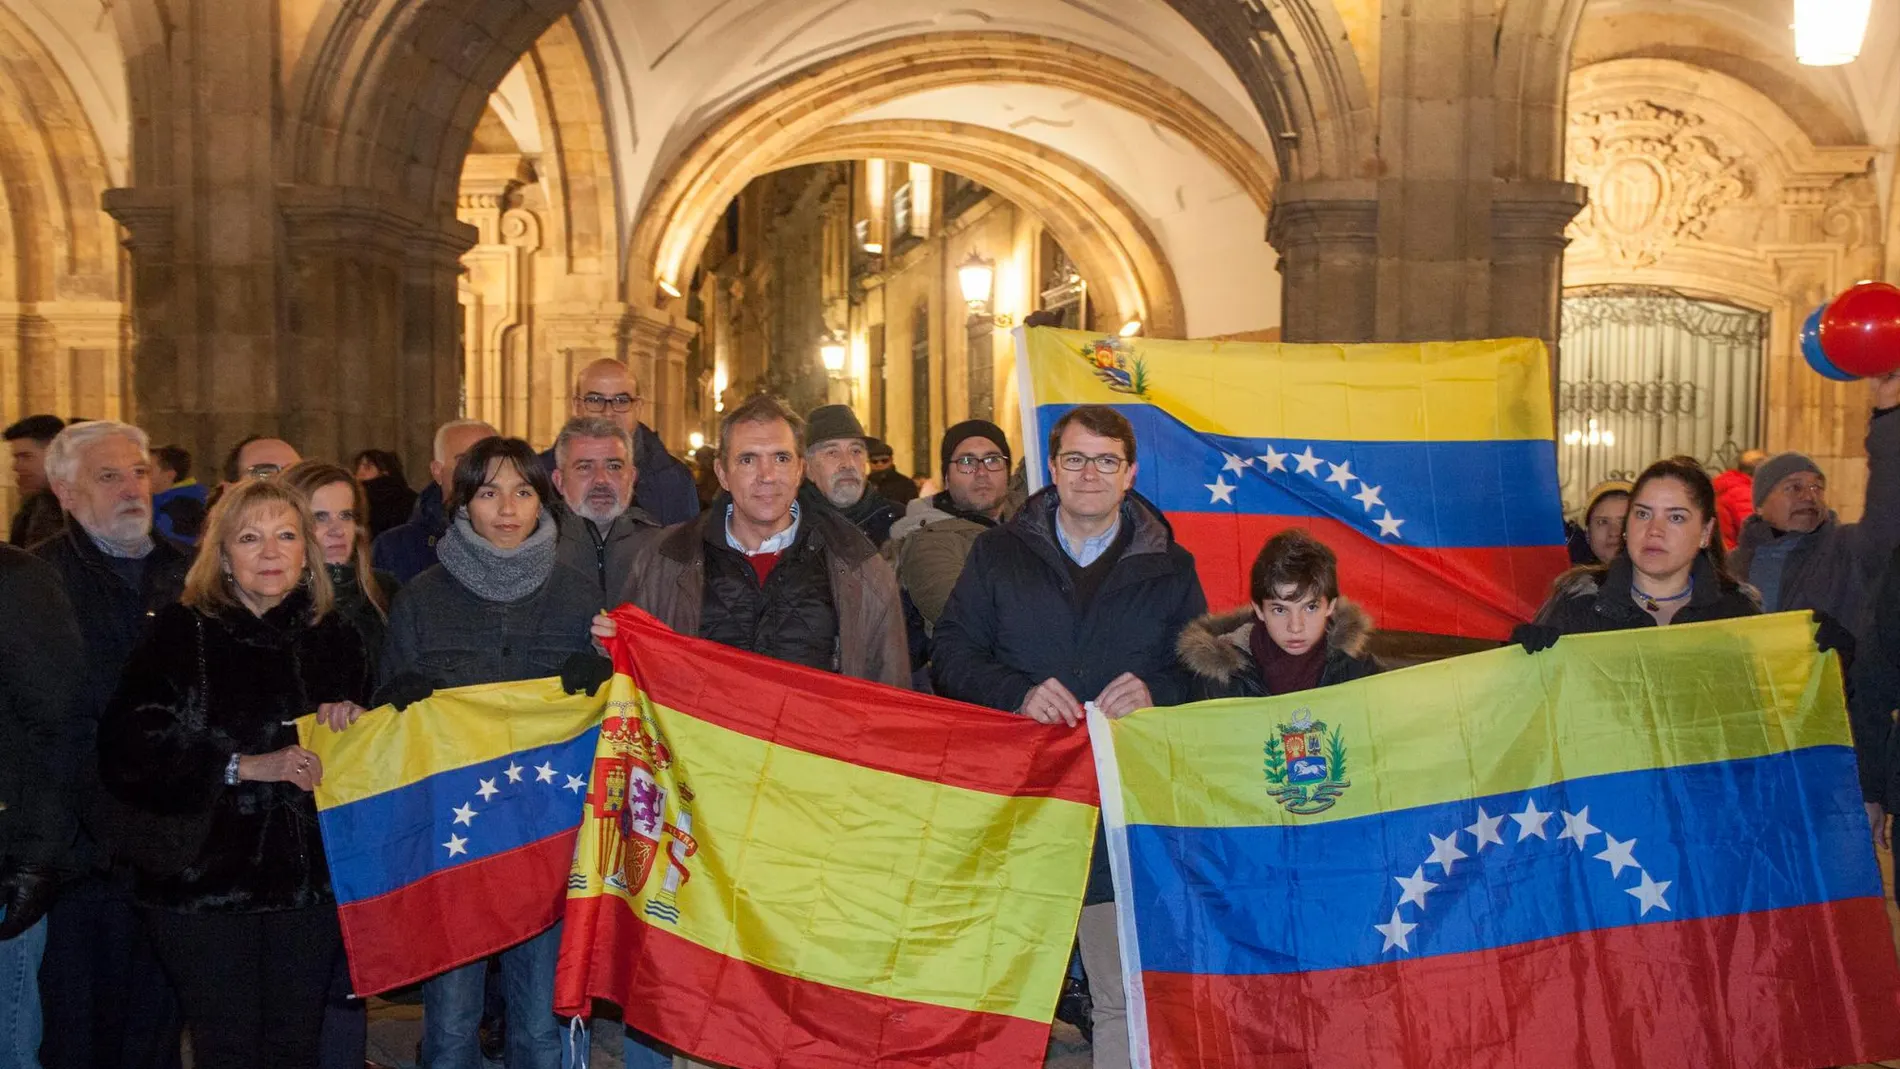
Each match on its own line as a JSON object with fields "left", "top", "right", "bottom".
{"left": 1248, "top": 529, "right": 1340, "bottom": 605}
{"left": 449, "top": 436, "right": 555, "bottom": 514}
{"left": 1629, "top": 455, "right": 1740, "bottom": 587}
{"left": 1047, "top": 404, "right": 1137, "bottom": 466}
{"left": 718, "top": 394, "right": 804, "bottom": 461}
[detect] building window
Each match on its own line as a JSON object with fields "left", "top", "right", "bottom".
{"left": 1557, "top": 287, "right": 1765, "bottom": 517}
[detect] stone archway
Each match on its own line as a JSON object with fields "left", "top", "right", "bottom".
{"left": 772, "top": 121, "right": 1187, "bottom": 341}
{"left": 627, "top": 31, "right": 1275, "bottom": 304}
{"left": 0, "top": 3, "right": 124, "bottom": 497}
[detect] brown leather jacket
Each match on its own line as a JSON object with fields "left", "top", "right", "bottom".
{"left": 618, "top": 496, "right": 911, "bottom": 689}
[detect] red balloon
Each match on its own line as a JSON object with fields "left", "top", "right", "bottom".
{"left": 1820, "top": 281, "right": 1900, "bottom": 377}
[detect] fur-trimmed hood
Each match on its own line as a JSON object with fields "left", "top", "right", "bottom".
{"left": 1177, "top": 599, "right": 1373, "bottom": 686}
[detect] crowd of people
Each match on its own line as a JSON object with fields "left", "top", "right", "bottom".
{"left": 3, "top": 363, "right": 1900, "bottom": 1069}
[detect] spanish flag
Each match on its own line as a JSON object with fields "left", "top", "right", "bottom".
{"left": 1092, "top": 612, "right": 1900, "bottom": 1068}
{"left": 1015, "top": 327, "right": 1568, "bottom": 639}
{"left": 300, "top": 680, "right": 603, "bottom": 994}
{"left": 554, "top": 606, "right": 1100, "bottom": 1069}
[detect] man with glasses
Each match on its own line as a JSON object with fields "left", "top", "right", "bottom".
{"left": 218, "top": 434, "right": 301, "bottom": 489}
{"left": 538, "top": 359, "right": 699, "bottom": 526}
{"left": 883, "top": 420, "right": 1012, "bottom": 634}
{"left": 932, "top": 404, "right": 1205, "bottom": 1069}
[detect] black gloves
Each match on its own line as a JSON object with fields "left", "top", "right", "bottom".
{"left": 1511, "top": 623, "right": 1562, "bottom": 655}
{"left": 1815, "top": 612, "right": 1856, "bottom": 661}
{"left": 560, "top": 651, "right": 614, "bottom": 697}
{"left": 0, "top": 863, "right": 59, "bottom": 941}
{"left": 382, "top": 672, "right": 438, "bottom": 712}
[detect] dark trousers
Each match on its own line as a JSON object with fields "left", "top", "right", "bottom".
{"left": 316, "top": 942, "right": 366, "bottom": 1069}
{"left": 38, "top": 877, "right": 182, "bottom": 1069}
{"left": 144, "top": 904, "right": 340, "bottom": 1069}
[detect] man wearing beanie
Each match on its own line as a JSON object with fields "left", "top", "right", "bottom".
{"left": 1732, "top": 371, "right": 1900, "bottom": 640}
{"left": 883, "top": 420, "right": 1015, "bottom": 633}
{"left": 803, "top": 404, "right": 900, "bottom": 547}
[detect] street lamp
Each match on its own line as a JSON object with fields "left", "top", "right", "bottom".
{"left": 820, "top": 339, "right": 847, "bottom": 372}
{"left": 958, "top": 252, "right": 995, "bottom": 314}
{"left": 1795, "top": 0, "right": 1872, "bottom": 65}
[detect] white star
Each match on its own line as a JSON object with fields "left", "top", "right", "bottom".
{"left": 1258, "top": 445, "right": 1288, "bottom": 472}
{"left": 535, "top": 762, "right": 557, "bottom": 783}
{"left": 1594, "top": 834, "right": 1640, "bottom": 878}
{"left": 1324, "top": 460, "right": 1356, "bottom": 489}
{"left": 1512, "top": 799, "right": 1552, "bottom": 841}
{"left": 1465, "top": 807, "right": 1505, "bottom": 852}
{"left": 1426, "top": 830, "right": 1468, "bottom": 875}
{"left": 1374, "top": 907, "right": 1418, "bottom": 953}
{"left": 1395, "top": 866, "right": 1439, "bottom": 910}
{"left": 504, "top": 762, "right": 524, "bottom": 783}
{"left": 1353, "top": 483, "right": 1384, "bottom": 511}
{"left": 564, "top": 774, "right": 586, "bottom": 794}
{"left": 1221, "top": 452, "right": 1252, "bottom": 475}
{"left": 1292, "top": 447, "right": 1324, "bottom": 476}
{"left": 475, "top": 778, "right": 499, "bottom": 803}
{"left": 1375, "top": 511, "right": 1405, "bottom": 539}
{"left": 1205, "top": 477, "right": 1237, "bottom": 505}
{"left": 443, "top": 834, "right": 468, "bottom": 858}
{"left": 451, "top": 802, "right": 477, "bottom": 826}
{"left": 1558, "top": 807, "right": 1600, "bottom": 850}
{"left": 1626, "top": 870, "right": 1672, "bottom": 916}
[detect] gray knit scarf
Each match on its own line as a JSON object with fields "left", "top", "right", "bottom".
{"left": 435, "top": 508, "right": 559, "bottom": 602}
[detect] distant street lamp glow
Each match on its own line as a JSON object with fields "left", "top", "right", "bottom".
{"left": 1794, "top": 0, "right": 1872, "bottom": 65}
{"left": 958, "top": 252, "right": 995, "bottom": 312}
{"left": 688, "top": 431, "right": 705, "bottom": 451}
{"left": 820, "top": 340, "right": 847, "bottom": 372}
{"left": 1118, "top": 318, "right": 1143, "bottom": 337}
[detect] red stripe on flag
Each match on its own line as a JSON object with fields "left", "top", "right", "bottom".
{"left": 337, "top": 829, "right": 575, "bottom": 995}
{"left": 1139, "top": 898, "right": 1900, "bottom": 1069}
{"left": 1168, "top": 512, "right": 1567, "bottom": 640}
{"left": 607, "top": 608, "right": 1099, "bottom": 807}
{"left": 556, "top": 893, "right": 1053, "bottom": 1069}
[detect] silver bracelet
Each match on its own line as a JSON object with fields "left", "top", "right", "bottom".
{"left": 223, "top": 752, "right": 241, "bottom": 786}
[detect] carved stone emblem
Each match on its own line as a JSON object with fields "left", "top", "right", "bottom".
{"left": 1567, "top": 102, "right": 1751, "bottom": 269}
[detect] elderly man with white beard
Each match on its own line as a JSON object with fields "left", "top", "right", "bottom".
{"left": 31, "top": 420, "right": 190, "bottom": 1069}
{"left": 552, "top": 416, "right": 661, "bottom": 594}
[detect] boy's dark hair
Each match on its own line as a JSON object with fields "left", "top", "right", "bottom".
{"left": 1046, "top": 404, "right": 1137, "bottom": 466}
{"left": 351, "top": 448, "right": 408, "bottom": 485}
{"left": 3, "top": 414, "right": 64, "bottom": 444}
{"left": 1248, "top": 529, "right": 1341, "bottom": 605}
{"left": 449, "top": 435, "right": 555, "bottom": 514}
{"left": 152, "top": 444, "right": 192, "bottom": 481}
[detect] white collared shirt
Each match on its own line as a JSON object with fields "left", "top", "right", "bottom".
{"left": 1057, "top": 513, "right": 1121, "bottom": 567}
{"left": 725, "top": 501, "right": 801, "bottom": 554}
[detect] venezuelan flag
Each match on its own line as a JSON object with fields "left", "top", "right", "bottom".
{"left": 554, "top": 607, "right": 1100, "bottom": 1069}
{"left": 299, "top": 680, "right": 604, "bottom": 994}
{"left": 1092, "top": 612, "right": 1900, "bottom": 1069}
{"left": 1015, "top": 327, "right": 1568, "bottom": 639}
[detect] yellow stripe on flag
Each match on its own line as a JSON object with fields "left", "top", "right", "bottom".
{"left": 1022, "top": 327, "right": 1555, "bottom": 441}
{"left": 569, "top": 675, "right": 1098, "bottom": 1022}
{"left": 1111, "top": 612, "right": 1842, "bottom": 829}
{"left": 299, "top": 677, "right": 605, "bottom": 808}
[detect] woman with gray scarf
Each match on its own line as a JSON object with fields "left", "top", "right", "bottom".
{"left": 372, "top": 435, "right": 609, "bottom": 1069}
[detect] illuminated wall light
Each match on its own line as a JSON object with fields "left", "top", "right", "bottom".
{"left": 1794, "top": 0, "right": 1873, "bottom": 65}
{"left": 688, "top": 431, "right": 705, "bottom": 450}
{"left": 820, "top": 340, "right": 847, "bottom": 372}
{"left": 1118, "top": 318, "right": 1143, "bottom": 337}
{"left": 712, "top": 365, "right": 728, "bottom": 413}
{"left": 657, "top": 278, "right": 682, "bottom": 299}
{"left": 862, "top": 242, "right": 883, "bottom": 254}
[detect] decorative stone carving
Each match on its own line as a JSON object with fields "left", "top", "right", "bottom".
{"left": 1566, "top": 101, "right": 1751, "bottom": 269}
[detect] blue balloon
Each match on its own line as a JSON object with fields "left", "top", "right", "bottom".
{"left": 1803, "top": 302, "right": 1859, "bottom": 381}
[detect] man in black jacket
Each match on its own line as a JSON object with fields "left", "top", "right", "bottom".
{"left": 0, "top": 544, "right": 84, "bottom": 1059}
{"left": 932, "top": 404, "right": 1206, "bottom": 1069}
{"left": 32, "top": 420, "right": 187, "bottom": 1069}
{"left": 537, "top": 358, "right": 699, "bottom": 526}
{"left": 803, "top": 404, "right": 899, "bottom": 547}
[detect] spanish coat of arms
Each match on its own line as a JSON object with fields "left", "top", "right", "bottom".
{"left": 1262, "top": 708, "right": 1350, "bottom": 815}
{"left": 581, "top": 700, "right": 699, "bottom": 924}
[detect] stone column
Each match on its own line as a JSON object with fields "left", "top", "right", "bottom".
{"left": 1490, "top": 181, "right": 1589, "bottom": 350}
{"left": 623, "top": 302, "right": 698, "bottom": 448}
{"left": 403, "top": 220, "right": 481, "bottom": 474}
{"left": 1268, "top": 181, "right": 1379, "bottom": 343}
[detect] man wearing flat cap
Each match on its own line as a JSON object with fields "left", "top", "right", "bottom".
{"left": 803, "top": 404, "right": 900, "bottom": 547}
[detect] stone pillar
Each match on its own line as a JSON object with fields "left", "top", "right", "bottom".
{"left": 1268, "top": 181, "right": 1379, "bottom": 343}
{"left": 403, "top": 220, "right": 481, "bottom": 473}
{"left": 623, "top": 302, "right": 698, "bottom": 448}
{"left": 1490, "top": 181, "right": 1590, "bottom": 348}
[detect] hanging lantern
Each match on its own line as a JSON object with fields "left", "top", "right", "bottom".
{"left": 1794, "top": 0, "right": 1873, "bottom": 66}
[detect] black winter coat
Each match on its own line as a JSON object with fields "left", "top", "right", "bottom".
{"left": 1849, "top": 545, "right": 1900, "bottom": 809}
{"left": 32, "top": 524, "right": 189, "bottom": 872}
{"left": 932, "top": 488, "right": 1207, "bottom": 903}
{"left": 97, "top": 595, "right": 372, "bottom": 912}
{"left": 376, "top": 560, "right": 606, "bottom": 699}
{"left": 1533, "top": 555, "right": 1761, "bottom": 635}
{"left": 328, "top": 564, "right": 398, "bottom": 678}
{"left": 0, "top": 545, "right": 85, "bottom": 873}
{"left": 1176, "top": 600, "right": 1380, "bottom": 701}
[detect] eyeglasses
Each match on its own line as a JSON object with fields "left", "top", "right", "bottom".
{"left": 951, "top": 454, "right": 1009, "bottom": 473}
{"left": 1055, "top": 452, "right": 1126, "bottom": 474}
{"left": 577, "top": 393, "right": 643, "bottom": 414}
{"left": 244, "top": 463, "right": 283, "bottom": 480}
